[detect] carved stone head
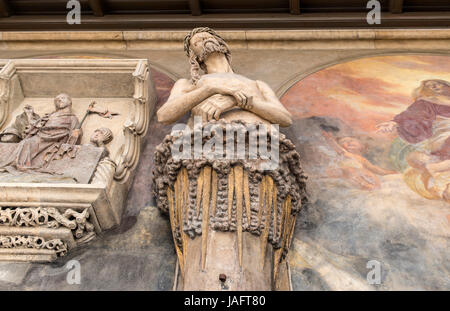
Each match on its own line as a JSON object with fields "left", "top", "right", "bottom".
{"left": 184, "top": 27, "right": 232, "bottom": 83}
{"left": 54, "top": 93, "right": 72, "bottom": 110}
{"left": 90, "top": 127, "right": 113, "bottom": 147}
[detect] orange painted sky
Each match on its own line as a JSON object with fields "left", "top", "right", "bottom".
{"left": 281, "top": 55, "right": 450, "bottom": 134}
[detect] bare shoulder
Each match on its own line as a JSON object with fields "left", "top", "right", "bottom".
{"left": 173, "top": 78, "right": 194, "bottom": 91}
{"left": 168, "top": 78, "right": 195, "bottom": 99}
{"left": 255, "top": 80, "right": 277, "bottom": 97}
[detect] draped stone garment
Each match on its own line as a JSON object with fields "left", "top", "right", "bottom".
{"left": 0, "top": 110, "right": 80, "bottom": 170}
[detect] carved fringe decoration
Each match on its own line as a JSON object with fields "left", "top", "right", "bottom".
{"left": 152, "top": 121, "right": 308, "bottom": 283}
{"left": 234, "top": 165, "right": 244, "bottom": 267}
{"left": 164, "top": 165, "right": 298, "bottom": 278}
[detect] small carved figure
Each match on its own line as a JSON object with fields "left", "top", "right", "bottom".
{"left": 0, "top": 105, "right": 40, "bottom": 143}
{"left": 0, "top": 93, "right": 81, "bottom": 172}
{"left": 90, "top": 127, "right": 113, "bottom": 147}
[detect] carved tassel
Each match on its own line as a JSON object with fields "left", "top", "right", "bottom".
{"left": 273, "top": 248, "right": 283, "bottom": 286}
{"left": 181, "top": 168, "right": 189, "bottom": 268}
{"left": 196, "top": 170, "right": 204, "bottom": 218}
{"left": 183, "top": 168, "right": 189, "bottom": 221}
{"left": 286, "top": 197, "right": 296, "bottom": 251}
{"left": 174, "top": 177, "right": 181, "bottom": 232}
{"left": 261, "top": 176, "right": 273, "bottom": 269}
{"left": 273, "top": 198, "right": 290, "bottom": 286}
{"left": 273, "top": 186, "right": 278, "bottom": 243}
{"left": 167, "top": 187, "right": 184, "bottom": 277}
{"left": 201, "top": 166, "right": 212, "bottom": 270}
{"left": 282, "top": 196, "right": 292, "bottom": 250}
{"left": 243, "top": 170, "right": 251, "bottom": 225}
{"left": 227, "top": 169, "right": 235, "bottom": 225}
{"left": 211, "top": 170, "right": 218, "bottom": 219}
{"left": 234, "top": 165, "right": 244, "bottom": 268}
{"left": 257, "top": 177, "right": 266, "bottom": 230}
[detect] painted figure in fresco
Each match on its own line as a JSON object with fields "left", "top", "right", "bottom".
{"left": 156, "top": 27, "right": 292, "bottom": 127}
{"left": 376, "top": 79, "right": 450, "bottom": 201}
{"left": 322, "top": 131, "right": 396, "bottom": 190}
{"left": 0, "top": 93, "right": 81, "bottom": 172}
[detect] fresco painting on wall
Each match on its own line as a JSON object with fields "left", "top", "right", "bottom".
{"left": 282, "top": 55, "right": 450, "bottom": 204}
{"left": 282, "top": 55, "right": 449, "bottom": 290}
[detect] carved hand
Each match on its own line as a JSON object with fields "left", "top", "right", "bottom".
{"left": 192, "top": 94, "right": 236, "bottom": 121}
{"left": 68, "top": 129, "right": 81, "bottom": 145}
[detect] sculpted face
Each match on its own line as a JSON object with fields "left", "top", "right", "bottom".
{"left": 90, "top": 128, "right": 113, "bottom": 146}
{"left": 190, "top": 32, "right": 215, "bottom": 56}
{"left": 54, "top": 93, "right": 72, "bottom": 110}
{"left": 189, "top": 32, "right": 226, "bottom": 62}
{"left": 90, "top": 130, "right": 104, "bottom": 145}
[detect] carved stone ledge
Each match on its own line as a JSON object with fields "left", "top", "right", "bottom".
{"left": 0, "top": 235, "right": 68, "bottom": 257}
{"left": 0, "top": 206, "right": 96, "bottom": 242}
{"left": 0, "top": 235, "right": 68, "bottom": 261}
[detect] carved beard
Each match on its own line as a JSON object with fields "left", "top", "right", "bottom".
{"left": 197, "top": 38, "right": 228, "bottom": 63}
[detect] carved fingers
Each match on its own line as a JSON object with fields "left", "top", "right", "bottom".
{"left": 232, "top": 91, "right": 253, "bottom": 110}
{"left": 193, "top": 101, "right": 217, "bottom": 121}
{"left": 193, "top": 95, "right": 237, "bottom": 121}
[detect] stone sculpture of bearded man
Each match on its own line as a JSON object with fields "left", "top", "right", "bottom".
{"left": 157, "top": 27, "right": 292, "bottom": 127}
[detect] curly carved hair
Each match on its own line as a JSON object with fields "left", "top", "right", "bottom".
{"left": 183, "top": 27, "right": 232, "bottom": 84}
{"left": 94, "top": 127, "right": 114, "bottom": 145}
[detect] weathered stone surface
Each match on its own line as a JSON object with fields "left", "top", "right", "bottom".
{"left": 0, "top": 143, "right": 106, "bottom": 184}
{"left": 0, "top": 206, "right": 175, "bottom": 290}
{"left": 0, "top": 58, "right": 154, "bottom": 262}
{"left": 46, "top": 144, "right": 107, "bottom": 184}
{"left": 0, "top": 262, "right": 31, "bottom": 286}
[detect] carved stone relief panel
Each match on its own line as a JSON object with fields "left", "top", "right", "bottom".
{"left": 0, "top": 59, "right": 155, "bottom": 262}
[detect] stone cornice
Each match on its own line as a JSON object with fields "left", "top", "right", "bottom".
{"left": 0, "top": 29, "right": 449, "bottom": 51}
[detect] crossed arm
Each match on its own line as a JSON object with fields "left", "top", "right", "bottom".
{"left": 157, "top": 78, "right": 292, "bottom": 126}
{"left": 157, "top": 79, "right": 214, "bottom": 124}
